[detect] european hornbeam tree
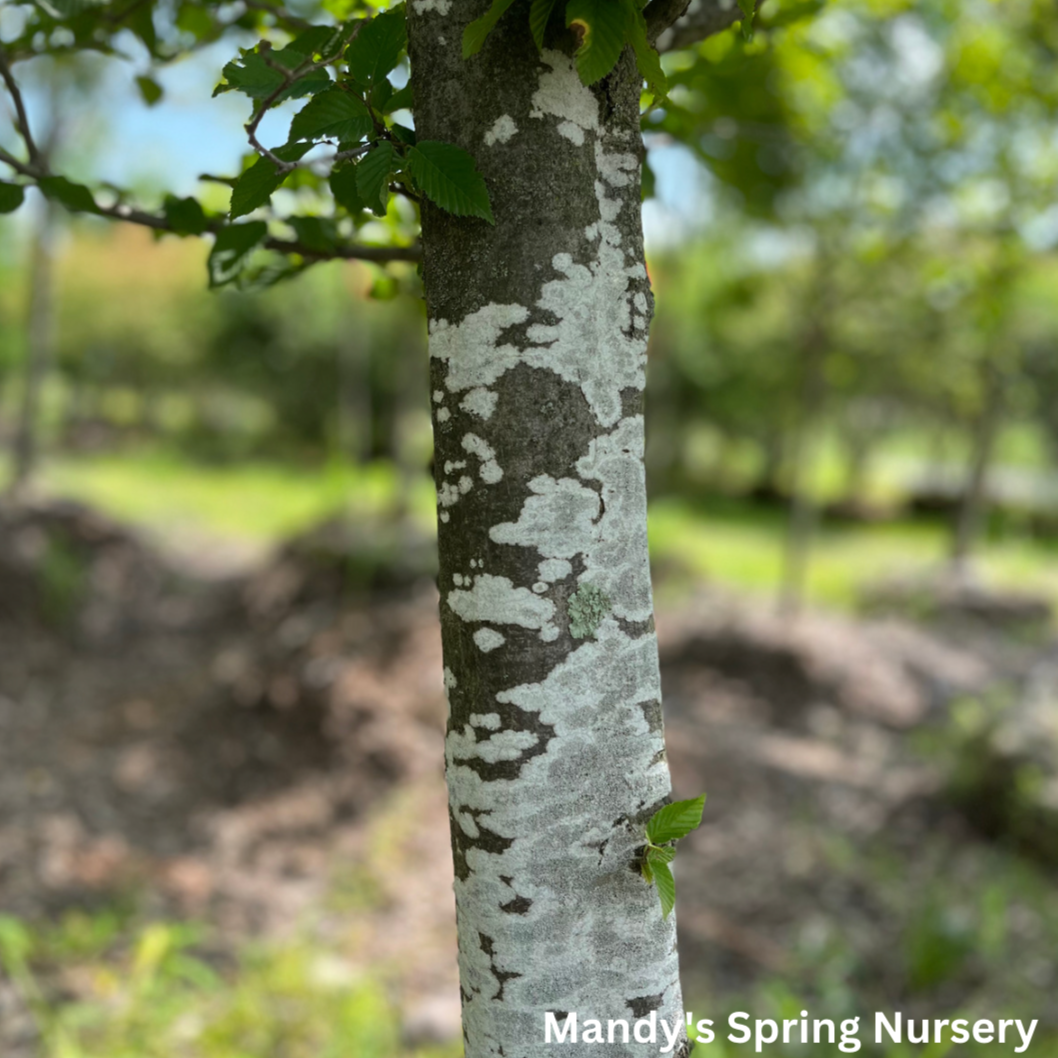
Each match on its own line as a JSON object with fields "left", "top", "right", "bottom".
{"left": 1, "top": 0, "right": 785, "bottom": 1052}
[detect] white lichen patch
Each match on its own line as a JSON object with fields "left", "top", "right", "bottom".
{"left": 459, "top": 475, "right": 474, "bottom": 494}
{"left": 443, "top": 667, "right": 457, "bottom": 690}
{"left": 439, "top": 511, "right": 450, "bottom": 523}
{"left": 460, "top": 387, "right": 498, "bottom": 420}
{"left": 444, "top": 621, "right": 682, "bottom": 1058}
{"left": 444, "top": 460, "right": 467, "bottom": 473}
{"left": 470, "top": 713, "right": 502, "bottom": 730}
{"left": 433, "top": 390, "right": 444, "bottom": 403}
{"left": 438, "top": 482, "right": 461, "bottom": 508}
{"left": 447, "top": 574, "right": 557, "bottom": 641}
{"left": 430, "top": 303, "right": 529, "bottom": 394}
{"left": 447, "top": 725, "right": 539, "bottom": 764}
{"left": 436, "top": 407, "right": 451, "bottom": 423}
{"left": 530, "top": 50, "right": 599, "bottom": 145}
{"left": 538, "top": 558, "right": 573, "bottom": 582}
{"left": 411, "top": 0, "right": 451, "bottom": 13}
{"left": 484, "top": 114, "right": 518, "bottom": 146}
{"left": 490, "top": 475, "right": 598, "bottom": 557}
{"left": 462, "top": 433, "right": 503, "bottom": 484}
{"left": 474, "top": 627, "right": 507, "bottom": 653}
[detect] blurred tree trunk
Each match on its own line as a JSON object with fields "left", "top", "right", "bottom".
{"left": 950, "top": 363, "right": 1004, "bottom": 579}
{"left": 779, "top": 263, "right": 831, "bottom": 616}
{"left": 9, "top": 195, "right": 57, "bottom": 499}
{"left": 407, "top": 7, "right": 687, "bottom": 1055}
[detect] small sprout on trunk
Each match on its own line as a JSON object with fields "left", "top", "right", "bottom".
{"left": 640, "top": 794, "right": 706, "bottom": 919}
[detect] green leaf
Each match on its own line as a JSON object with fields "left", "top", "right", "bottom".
{"left": 624, "top": 0, "right": 667, "bottom": 97}
{"left": 215, "top": 50, "right": 330, "bottom": 101}
{"left": 463, "top": 0, "right": 517, "bottom": 58}
{"left": 346, "top": 5, "right": 406, "bottom": 87}
{"left": 208, "top": 222, "right": 268, "bottom": 288}
{"left": 126, "top": 1, "right": 158, "bottom": 55}
{"left": 650, "top": 856, "right": 676, "bottom": 919}
{"left": 284, "top": 24, "right": 345, "bottom": 61}
{"left": 406, "top": 140, "right": 493, "bottom": 223}
{"left": 356, "top": 140, "right": 396, "bottom": 216}
{"left": 383, "top": 83, "right": 414, "bottom": 113}
{"left": 39, "top": 176, "right": 97, "bottom": 213}
{"left": 647, "top": 844, "right": 675, "bottom": 865}
{"left": 136, "top": 75, "right": 163, "bottom": 106}
{"left": 288, "top": 215, "right": 338, "bottom": 253}
{"left": 529, "top": 0, "right": 558, "bottom": 50}
{"left": 230, "top": 157, "right": 284, "bottom": 219}
{"left": 162, "top": 194, "right": 208, "bottom": 235}
{"left": 0, "top": 182, "right": 26, "bottom": 215}
{"left": 646, "top": 794, "right": 706, "bottom": 845}
{"left": 737, "top": 0, "right": 754, "bottom": 39}
{"left": 330, "top": 165, "right": 365, "bottom": 213}
{"left": 566, "top": 0, "right": 629, "bottom": 86}
{"left": 289, "top": 87, "right": 373, "bottom": 143}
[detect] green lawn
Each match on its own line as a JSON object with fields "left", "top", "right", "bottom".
{"left": 35, "top": 450, "right": 1058, "bottom": 612}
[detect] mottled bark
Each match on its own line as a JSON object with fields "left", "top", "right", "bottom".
{"left": 407, "top": 5, "right": 687, "bottom": 1056}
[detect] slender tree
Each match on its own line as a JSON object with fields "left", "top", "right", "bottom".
{"left": 0, "top": 0, "right": 769, "bottom": 1052}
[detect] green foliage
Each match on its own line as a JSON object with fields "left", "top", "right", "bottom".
{"left": 0, "top": 181, "right": 25, "bottom": 214}
{"left": 357, "top": 140, "right": 397, "bottom": 215}
{"left": 647, "top": 793, "right": 707, "bottom": 845}
{"left": 229, "top": 157, "right": 286, "bottom": 219}
{"left": 289, "top": 86, "right": 374, "bottom": 143}
{"left": 346, "top": 3, "right": 407, "bottom": 86}
{"left": 463, "top": 0, "right": 519, "bottom": 58}
{"left": 406, "top": 140, "right": 494, "bottom": 223}
{"left": 641, "top": 795, "right": 706, "bottom": 919}
{"left": 208, "top": 222, "right": 268, "bottom": 288}
{"left": 39, "top": 175, "right": 97, "bottom": 213}
{"left": 134, "top": 74, "right": 163, "bottom": 105}
{"left": 566, "top": 0, "right": 627, "bottom": 85}
{"left": 162, "top": 194, "right": 209, "bottom": 235}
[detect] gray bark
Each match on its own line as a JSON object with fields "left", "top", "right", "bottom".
{"left": 10, "top": 195, "right": 56, "bottom": 498}
{"left": 407, "top": 5, "right": 687, "bottom": 1056}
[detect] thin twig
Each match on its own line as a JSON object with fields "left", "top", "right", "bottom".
{"left": 0, "top": 42, "right": 42, "bottom": 170}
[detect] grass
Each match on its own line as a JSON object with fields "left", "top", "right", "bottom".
{"left": 38, "top": 451, "right": 438, "bottom": 544}
{"left": 31, "top": 449, "right": 1058, "bottom": 611}
{"left": 0, "top": 913, "right": 461, "bottom": 1058}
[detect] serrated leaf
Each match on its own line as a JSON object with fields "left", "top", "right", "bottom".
{"left": 0, "top": 182, "right": 26, "bottom": 215}
{"left": 136, "top": 75, "right": 163, "bottom": 106}
{"left": 39, "top": 176, "right": 97, "bottom": 213}
{"left": 356, "top": 140, "right": 396, "bottom": 216}
{"left": 330, "top": 165, "right": 365, "bottom": 212}
{"left": 285, "top": 24, "right": 345, "bottom": 62}
{"left": 346, "top": 5, "right": 406, "bottom": 87}
{"left": 651, "top": 857, "right": 676, "bottom": 919}
{"left": 215, "top": 50, "right": 330, "bottom": 101}
{"left": 462, "top": 0, "right": 516, "bottom": 58}
{"left": 290, "top": 87, "right": 373, "bottom": 143}
{"left": 646, "top": 794, "right": 706, "bottom": 845}
{"left": 163, "top": 194, "right": 208, "bottom": 235}
{"left": 406, "top": 140, "right": 493, "bottom": 223}
{"left": 624, "top": 0, "right": 667, "bottom": 97}
{"left": 208, "top": 222, "right": 268, "bottom": 288}
{"left": 737, "top": 0, "right": 754, "bottom": 39}
{"left": 230, "top": 157, "right": 284, "bottom": 219}
{"left": 529, "top": 0, "right": 558, "bottom": 50}
{"left": 566, "top": 0, "right": 628, "bottom": 86}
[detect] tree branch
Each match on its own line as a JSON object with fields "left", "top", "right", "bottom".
{"left": 98, "top": 200, "right": 421, "bottom": 262}
{"left": 0, "top": 42, "right": 43, "bottom": 171}
{"left": 648, "top": 0, "right": 760, "bottom": 52}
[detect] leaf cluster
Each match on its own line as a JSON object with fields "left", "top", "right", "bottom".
{"left": 463, "top": 0, "right": 667, "bottom": 97}
{"left": 640, "top": 794, "right": 705, "bottom": 919}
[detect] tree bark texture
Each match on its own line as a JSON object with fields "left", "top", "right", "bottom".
{"left": 407, "top": 5, "right": 687, "bottom": 1056}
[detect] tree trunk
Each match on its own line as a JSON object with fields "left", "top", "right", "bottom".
{"left": 9, "top": 195, "right": 57, "bottom": 499}
{"left": 408, "top": 8, "right": 686, "bottom": 1056}
{"left": 950, "top": 367, "right": 1003, "bottom": 578}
